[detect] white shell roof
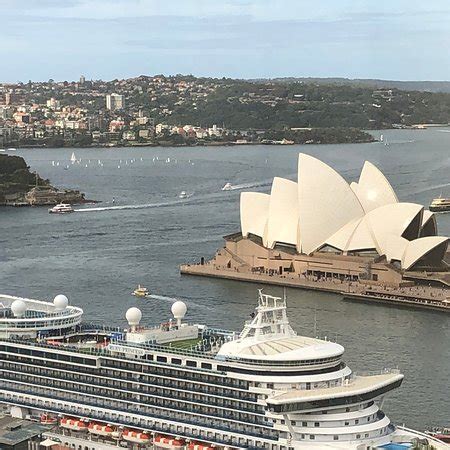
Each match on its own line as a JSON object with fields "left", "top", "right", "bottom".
{"left": 266, "top": 177, "right": 299, "bottom": 249}
{"left": 355, "top": 161, "right": 398, "bottom": 213}
{"left": 239, "top": 153, "right": 448, "bottom": 270}
{"left": 240, "top": 192, "right": 269, "bottom": 243}
{"left": 297, "top": 154, "right": 364, "bottom": 254}
{"left": 366, "top": 203, "right": 423, "bottom": 253}
{"left": 218, "top": 335, "right": 344, "bottom": 362}
{"left": 402, "top": 236, "right": 449, "bottom": 270}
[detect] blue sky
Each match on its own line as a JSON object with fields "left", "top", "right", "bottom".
{"left": 2, "top": 0, "right": 450, "bottom": 82}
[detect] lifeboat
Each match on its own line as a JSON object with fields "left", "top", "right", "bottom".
{"left": 40, "top": 413, "right": 57, "bottom": 425}
{"left": 154, "top": 435, "right": 185, "bottom": 449}
{"left": 188, "top": 442, "right": 215, "bottom": 450}
{"left": 88, "top": 423, "right": 114, "bottom": 437}
{"left": 122, "top": 429, "right": 151, "bottom": 444}
{"left": 60, "top": 417, "right": 88, "bottom": 431}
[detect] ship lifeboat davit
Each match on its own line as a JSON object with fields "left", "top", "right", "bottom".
{"left": 154, "top": 435, "right": 185, "bottom": 449}
{"left": 188, "top": 442, "right": 215, "bottom": 450}
{"left": 40, "top": 413, "right": 57, "bottom": 425}
{"left": 88, "top": 423, "right": 114, "bottom": 437}
{"left": 122, "top": 429, "right": 151, "bottom": 444}
{"left": 60, "top": 418, "right": 88, "bottom": 431}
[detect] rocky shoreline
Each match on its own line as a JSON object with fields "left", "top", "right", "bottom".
{"left": 0, "top": 153, "right": 89, "bottom": 207}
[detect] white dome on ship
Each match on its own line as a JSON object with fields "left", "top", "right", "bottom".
{"left": 11, "top": 299, "right": 27, "bottom": 318}
{"left": 53, "top": 294, "right": 69, "bottom": 311}
{"left": 126, "top": 307, "right": 142, "bottom": 326}
{"left": 171, "top": 301, "right": 187, "bottom": 320}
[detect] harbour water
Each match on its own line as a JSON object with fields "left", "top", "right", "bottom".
{"left": 0, "top": 128, "right": 449, "bottom": 430}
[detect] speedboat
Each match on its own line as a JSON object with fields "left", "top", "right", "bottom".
{"left": 132, "top": 285, "right": 150, "bottom": 298}
{"left": 430, "top": 196, "right": 450, "bottom": 212}
{"left": 179, "top": 191, "right": 188, "bottom": 199}
{"left": 48, "top": 203, "right": 74, "bottom": 214}
{"left": 222, "top": 182, "right": 233, "bottom": 191}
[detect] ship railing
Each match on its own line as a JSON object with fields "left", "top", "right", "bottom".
{"left": 0, "top": 388, "right": 278, "bottom": 443}
{"left": 351, "top": 368, "right": 401, "bottom": 378}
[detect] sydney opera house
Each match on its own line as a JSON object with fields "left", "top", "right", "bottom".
{"left": 183, "top": 153, "right": 449, "bottom": 291}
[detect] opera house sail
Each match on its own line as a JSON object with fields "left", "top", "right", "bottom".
{"left": 181, "top": 153, "right": 449, "bottom": 308}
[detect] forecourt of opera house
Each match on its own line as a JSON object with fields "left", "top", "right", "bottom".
{"left": 181, "top": 153, "right": 450, "bottom": 307}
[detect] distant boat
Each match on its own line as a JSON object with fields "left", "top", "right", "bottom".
{"left": 380, "top": 134, "right": 384, "bottom": 142}
{"left": 179, "top": 191, "right": 188, "bottom": 199}
{"left": 51, "top": 161, "right": 55, "bottom": 166}
{"left": 56, "top": 162, "right": 60, "bottom": 166}
{"left": 64, "top": 165, "right": 69, "bottom": 170}
{"left": 48, "top": 203, "right": 74, "bottom": 214}
{"left": 7, "top": 147, "right": 17, "bottom": 151}
{"left": 222, "top": 182, "right": 233, "bottom": 191}
{"left": 70, "top": 152, "right": 77, "bottom": 164}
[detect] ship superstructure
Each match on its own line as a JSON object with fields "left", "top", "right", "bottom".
{"left": 0, "top": 292, "right": 446, "bottom": 449}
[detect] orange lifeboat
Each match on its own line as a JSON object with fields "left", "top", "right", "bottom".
{"left": 122, "top": 429, "right": 151, "bottom": 444}
{"left": 188, "top": 442, "right": 215, "bottom": 450}
{"left": 154, "top": 435, "right": 185, "bottom": 449}
{"left": 40, "top": 413, "right": 57, "bottom": 425}
{"left": 88, "top": 423, "right": 114, "bottom": 437}
{"left": 60, "top": 417, "right": 88, "bottom": 431}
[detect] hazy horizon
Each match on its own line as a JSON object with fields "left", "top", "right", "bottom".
{"left": 2, "top": 0, "right": 450, "bottom": 83}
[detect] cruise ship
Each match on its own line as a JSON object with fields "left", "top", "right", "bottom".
{"left": 0, "top": 291, "right": 447, "bottom": 450}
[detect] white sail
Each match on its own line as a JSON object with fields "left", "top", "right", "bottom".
{"left": 70, "top": 152, "right": 77, "bottom": 163}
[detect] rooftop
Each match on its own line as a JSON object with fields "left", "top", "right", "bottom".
{"left": 0, "top": 415, "right": 48, "bottom": 446}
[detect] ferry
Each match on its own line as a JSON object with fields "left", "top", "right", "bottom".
{"left": 222, "top": 182, "right": 233, "bottom": 191}
{"left": 430, "top": 197, "right": 450, "bottom": 212}
{"left": 48, "top": 203, "right": 74, "bottom": 214}
{"left": 132, "top": 284, "right": 150, "bottom": 297}
{"left": 0, "top": 291, "right": 448, "bottom": 449}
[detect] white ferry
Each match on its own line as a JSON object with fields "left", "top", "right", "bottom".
{"left": 0, "top": 291, "right": 447, "bottom": 449}
{"left": 48, "top": 203, "right": 74, "bottom": 214}
{"left": 430, "top": 197, "right": 450, "bottom": 213}
{"left": 222, "top": 182, "right": 233, "bottom": 191}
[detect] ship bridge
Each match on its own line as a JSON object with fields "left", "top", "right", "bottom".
{"left": 217, "top": 291, "right": 344, "bottom": 370}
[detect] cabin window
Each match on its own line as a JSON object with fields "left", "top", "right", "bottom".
{"left": 186, "top": 360, "right": 197, "bottom": 367}
{"left": 156, "top": 356, "right": 167, "bottom": 363}
{"left": 333, "top": 436, "right": 339, "bottom": 441}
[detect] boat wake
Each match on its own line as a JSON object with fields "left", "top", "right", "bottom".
{"left": 148, "top": 294, "right": 180, "bottom": 303}
{"left": 406, "top": 182, "right": 450, "bottom": 197}
{"left": 75, "top": 199, "right": 188, "bottom": 212}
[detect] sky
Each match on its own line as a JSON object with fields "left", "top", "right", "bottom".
{"left": 1, "top": 0, "right": 450, "bottom": 82}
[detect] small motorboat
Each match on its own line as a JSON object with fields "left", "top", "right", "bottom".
{"left": 179, "top": 191, "right": 188, "bottom": 199}
{"left": 222, "top": 182, "right": 233, "bottom": 191}
{"left": 132, "top": 285, "right": 150, "bottom": 298}
{"left": 48, "top": 203, "right": 74, "bottom": 214}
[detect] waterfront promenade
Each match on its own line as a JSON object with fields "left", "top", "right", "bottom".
{"left": 180, "top": 262, "right": 450, "bottom": 312}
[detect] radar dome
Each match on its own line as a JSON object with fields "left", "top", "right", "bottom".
{"left": 53, "top": 294, "right": 69, "bottom": 311}
{"left": 126, "top": 307, "right": 142, "bottom": 326}
{"left": 171, "top": 301, "right": 187, "bottom": 320}
{"left": 11, "top": 299, "right": 27, "bottom": 318}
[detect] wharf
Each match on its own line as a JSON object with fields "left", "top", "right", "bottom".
{"left": 180, "top": 263, "right": 450, "bottom": 313}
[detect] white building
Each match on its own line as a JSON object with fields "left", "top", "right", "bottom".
{"left": 240, "top": 153, "right": 448, "bottom": 271}
{"left": 106, "top": 93, "right": 125, "bottom": 111}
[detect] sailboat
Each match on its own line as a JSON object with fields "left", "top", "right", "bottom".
{"left": 70, "top": 152, "right": 77, "bottom": 164}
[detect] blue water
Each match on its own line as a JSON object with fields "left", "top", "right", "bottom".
{"left": 0, "top": 128, "right": 449, "bottom": 430}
